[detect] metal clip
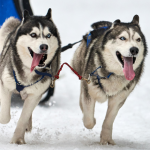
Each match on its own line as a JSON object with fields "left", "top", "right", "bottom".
{"left": 82, "top": 75, "right": 91, "bottom": 84}
{"left": 50, "top": 78, "right": 57, "bottom": 88}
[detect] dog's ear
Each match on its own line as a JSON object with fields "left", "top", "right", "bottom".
{"left": 131, "top": 15, "right": 139, "bottom": 25}
{"left": 111, "top": 19, "right": 121, "bottom": 28}
{"left": 45, "top": 8, "right": 52, "bottom": 20}
{"left": 113, "top": 19, "right": 121, "bottom": 26}
{"left": 22, "top": 10, "right": 30, "bottom": 23}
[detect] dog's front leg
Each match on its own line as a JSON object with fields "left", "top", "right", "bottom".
{"left": 11, "top": 95, "right": 41, "bottom": 144}
{"left": 80, "top": 81, "right": 96, "bottom": 129}
{"left": 100, "top": 91, "right": 128, "bottom": 145}
{"left": 0, "top": 80, "right": 12, "bottom": 124}
{"left": 26, "top": 115, "right": 32, "bottom": 132}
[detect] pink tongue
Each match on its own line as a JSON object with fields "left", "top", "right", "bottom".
{"left": 30, "top": 53, "right": 43, "bottom": 72}
{"left": 123, "top": 57, "right": 135, "bottom": 81}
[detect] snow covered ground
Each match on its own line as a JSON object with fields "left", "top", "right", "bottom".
{"left": 0, "top": 0, "right": 150, "bottom": 149}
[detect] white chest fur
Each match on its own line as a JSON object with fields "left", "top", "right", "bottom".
{"left": 101, "top": 75, "right": 130, "bottom": 96}
{"left": 88, "top": 75, "right": 133, "bottom": 103}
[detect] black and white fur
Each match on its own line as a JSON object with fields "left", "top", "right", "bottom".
{"left": 72, "top": 15, "right": 147, "bottom": 145}
{"left": 0, "top": 9, "right": 61, "bottom": 144}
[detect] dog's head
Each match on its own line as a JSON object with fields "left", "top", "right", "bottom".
{"left": 102, "top": 15, "right": 147, "bottom": 81}
{"left": 15, "top": 8, "right": 60, "bottom": 72}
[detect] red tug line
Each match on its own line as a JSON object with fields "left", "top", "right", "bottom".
{"left": 50, "top": 63, "right": 90, "bottom": 88}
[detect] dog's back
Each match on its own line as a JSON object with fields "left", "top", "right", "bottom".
{"left": 71, "top": 39, "right": 88, "bottom": 76}
{"left": 71, "top": 21, "right": 112, "bottom": 76}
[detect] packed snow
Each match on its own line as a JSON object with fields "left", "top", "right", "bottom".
{"left": 0, "top": 0, "right": 150, "bottom": 150}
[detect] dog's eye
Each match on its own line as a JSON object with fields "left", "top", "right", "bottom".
{"left": 46, "top": 33, "right": 51, "bottom": 38}
{"left": 120, "top": 37, "right": 126, "bottom": 41}
{"left": 136, "top": 38, "right": 141, "bottom": 42}
{"left": 30, "top": 33, "right": 37, "bottom": 38}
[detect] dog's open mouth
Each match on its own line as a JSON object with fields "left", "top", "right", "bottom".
{"left": 116, "top": 51, "right": 136, "bottom": 67}
{"left": 28, "top": 47, "right": 47, "bottom": 72}
{"left": 116, "top": 51, "right": 136, "bottom": 81}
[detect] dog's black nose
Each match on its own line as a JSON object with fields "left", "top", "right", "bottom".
{"left": 40, "top": 44, "right": 48, "bottom": 51}
{"left": 130, "top": 47, "right": 139, "bottom": 55}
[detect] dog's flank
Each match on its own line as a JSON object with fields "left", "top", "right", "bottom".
{"left": 0, "top": 9, "right": 61, "bottom": 144}
{"left": 72, "top": 15, "right": 147, "bottom": 145}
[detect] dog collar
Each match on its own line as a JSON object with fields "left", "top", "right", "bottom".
{"left": 13, "top": 70, "right": 52, "bottom": 93}
{"left": 86, "top": 26, "right": 109, "bottom": 47}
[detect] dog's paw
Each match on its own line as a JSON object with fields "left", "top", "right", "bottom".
{"left": 100, "top": 138, "right": 115, "bottom": 145}
{"left": 83, "top": 117, "right": 96, "bottom": 129}
{"left": 100, "top": 128, "right": 115, "bottom": 145}
{"left": 11, "top": 138, "right": 26, "bottom": 145}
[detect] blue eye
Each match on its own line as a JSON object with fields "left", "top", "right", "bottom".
{"left": 120, "top": 37, "right": 126, "bottom": 41}
{"left": 46, "top": 33, "right": 51, "bottom": 38}
{"left": 30, "top": 33, "right": 37, "bottom": 38}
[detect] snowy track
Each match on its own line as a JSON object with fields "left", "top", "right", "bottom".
{"left": 0, "top": 0, "right": 150, "bottom": 149}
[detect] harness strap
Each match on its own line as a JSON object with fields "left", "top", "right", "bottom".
{"left": 86, "top": 33, "right": 91, "bottom": 47}
{"left": 34, "top": 70, "right": 52, "bottom": 78}
{"left": 90, "top": 66, "right": 102, "bottom": 76}
{"left": 90, "top": 66, "right": 113, "bottom": 88}
{"left": 86, "top": 26, "right": 109, "bottom": 47}
{"left": 107, "top": 72, "right": 113, "bottom": 78}
{"left": 13, "top": 69, "right": 52, "bottom": 92}
{"left": 13, "top": 70, "right": 25, "bottom": 92}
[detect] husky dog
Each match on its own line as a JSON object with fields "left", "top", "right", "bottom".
{"left": 72, "top": 15, "right": 147, "bottom": 145}
{"left": 0, "top": 9, "right": 61, "bottom": 144}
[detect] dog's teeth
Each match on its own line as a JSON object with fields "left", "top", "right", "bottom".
{"left": 121, "top": 55, "right": 123, "bottom": 60}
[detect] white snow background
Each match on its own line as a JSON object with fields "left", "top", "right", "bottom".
{"left": 0, "top": 0, "right": 150, "bottom": 150}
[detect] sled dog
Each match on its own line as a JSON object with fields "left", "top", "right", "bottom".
{"left": 72, "top": 15, "right": 147, "bottom": 145}
{"left": 0, "top": 9, "right": 61, "bottom": 144}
